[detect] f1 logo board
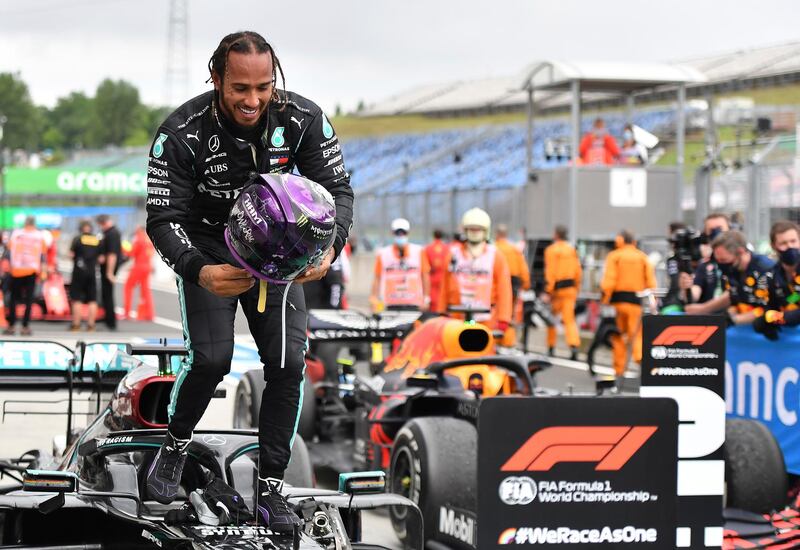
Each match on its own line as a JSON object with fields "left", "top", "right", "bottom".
{"left": 478, "top": 397, "right": 678, "bottom": 548}
{"left": 641, "top": 316, "right": 726, "bottom": 549}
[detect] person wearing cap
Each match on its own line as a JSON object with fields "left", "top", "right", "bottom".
{"left": 4, "top": 216, "right": 48, "bottom": 336}
{"left": 370, "top": 218, "right": 431, "bottom": 312}
{"left": 440, "top": 208, "right": 513, "bottom": 344}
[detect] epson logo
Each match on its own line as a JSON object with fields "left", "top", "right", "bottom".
{"left": 148, "top": 166, "right": 169, "bottom": 178}
{"left": 439, "top": 506, "right": 475, "bottom": 545}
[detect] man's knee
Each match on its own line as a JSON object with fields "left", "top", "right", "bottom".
{"left": 191, "top": 346, "right": 234, "bottom": 381}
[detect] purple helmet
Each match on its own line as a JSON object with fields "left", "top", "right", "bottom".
{"left": 224, "top": 173, "right": 336, "bottom": 283}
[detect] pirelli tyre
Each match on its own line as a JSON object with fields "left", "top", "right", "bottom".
{"left": 725, "top": 418, "right": 787, "bottom": 513}
{"left": 284, "top": 434, "right": 314, "bottom": 488}
{"left": 233, "top": 370, "right": 265, "bottom": 429}
{"left": 389, "top": 417, "right": 477, "bottom": 548}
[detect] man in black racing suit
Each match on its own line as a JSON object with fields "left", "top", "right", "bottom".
{"left": 144, "top": 31, "right": 353, "bottom": 531}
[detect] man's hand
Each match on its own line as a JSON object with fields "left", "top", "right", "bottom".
{"left": 753, "top": 313, "right": 781, "bottom": 341}
{"left": 684, "top": 303, "right": 704, "bottom": 315}
{"left": 294, "top": 248, "right": 334, "bottom": 284}
{"left": 199, "top": 264, "right": 254, "bottom": 297}
{"left": 106, "top": 272, "right": 116, "bottom": 284}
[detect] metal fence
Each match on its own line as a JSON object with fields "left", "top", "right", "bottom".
{"left": 683, "top": 135, "right": 798, "bottom": 250}
{"left": 354, "top": 186, "right": 527, "bottom": 249}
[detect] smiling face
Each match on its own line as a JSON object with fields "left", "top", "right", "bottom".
{"left": 213, "top": 50, "right": 274, "bottom": 127}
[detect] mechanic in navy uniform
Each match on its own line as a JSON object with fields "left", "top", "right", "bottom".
{"left": 68, "top": 220, "right": 101, "bottom": 331}
{"left": 753, "top": 220, "right": 800, "bottom": 340}
{"left": 96, "top": 214, "right": 122, "bottom": 330}
{"left": 144, "top": 31, "right": 353, "bottom": 532}
{"left": 688, "top": 230, "right": 774, "bottom": 325}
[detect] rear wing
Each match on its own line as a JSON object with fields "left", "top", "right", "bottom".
{"left": 0, "top": 339, "right": 187, "bottom": 390}
{"left": 307, "top": 309, "right": 421, "bottom": 342}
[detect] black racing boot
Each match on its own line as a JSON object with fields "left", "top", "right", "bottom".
{"left": 146, "top": 431, "right": 190, "bottom": 504}
{"left": 256, "top": 477, "right": 301, "bottom": 533}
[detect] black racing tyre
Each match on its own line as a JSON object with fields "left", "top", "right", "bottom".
{"left": 389, "top": 417, "right": 476, "bottom": 547}
{"left": 725, "top": 418, "right": 787, "bottom": 513}
{"left": 284, "top": 434, "right": 314, "bottom": 488}
{"left": 297, "top": 376, "right": 316, "bottom": 440}
{"left": 233, "top": 370, "right": 265, "bottom": 429}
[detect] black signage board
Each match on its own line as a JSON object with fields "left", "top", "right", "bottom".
{"left": 641, "top": 315, "right": 726, "bottom": 549}
{"left": 478, "top": 397, "right": 677, "bottom": 548}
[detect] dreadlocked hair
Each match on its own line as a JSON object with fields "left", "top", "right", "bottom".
{"left": 208, "top": 31, "right": 286, "bottom": 108}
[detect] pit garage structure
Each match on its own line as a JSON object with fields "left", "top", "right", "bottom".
{"left": 520, "top": 61, "right": 707, "bottom": 241}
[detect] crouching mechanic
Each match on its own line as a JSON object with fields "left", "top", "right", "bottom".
{"left": 439, "top": 208, "right": 513, "bottom": 344}
{"left": 144, "top": 31, "right": 353, "bottom": 531}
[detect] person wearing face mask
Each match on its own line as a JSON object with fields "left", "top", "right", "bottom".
{"left": 618, "top": 124, "right": 648, "bottom": 165}
{"left": 579, "top": 118, "right": 620, "bottom": 165}
{"left": 440, "top": 208, "right": 513, "bottom": 343}
{"left": 702, "top": 230, "right": 774, "bottom": 326}
{"left": 370, "top": 218, "right": 431, "bottom": 312}
{"left": 753, "top": 221, "right": 800, "bottom": 340}
{"left": 600, "top": 230, "right": 657, "bottom": 377}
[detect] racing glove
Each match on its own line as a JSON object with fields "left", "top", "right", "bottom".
{"left": 752, "top": 310, "right": 783, "bottom": 341}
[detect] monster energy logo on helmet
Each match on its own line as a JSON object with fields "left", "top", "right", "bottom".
{"left": 322, "top": 114, "right": 334, "bottom": 139}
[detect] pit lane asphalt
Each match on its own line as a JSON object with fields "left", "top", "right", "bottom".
{"left": 1, "top": 279, "right": 626, "bottom": 550}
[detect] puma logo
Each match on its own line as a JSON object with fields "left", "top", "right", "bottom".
{"left": 291, "top": 116, "right": 304, "bottom": 130}
{"left": 187, "top": 131, "right": 200, "bottom": 141}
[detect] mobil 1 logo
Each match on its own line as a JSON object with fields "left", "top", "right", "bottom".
{"left": 641, "top": 315, "right": 725, "bottom": 549}
{"left": 479, "top": 397, "right": 677, "bottom": 548}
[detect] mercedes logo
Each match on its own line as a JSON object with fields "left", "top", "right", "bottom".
{"left": 202, "top": 434, "right": 227, "bottom": 446}
{"left": 208, "top": 134, "right": 220, "bottom": 152}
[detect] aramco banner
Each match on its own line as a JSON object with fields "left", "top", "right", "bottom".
{"left": 4, "top": 167, "right": 146, "bottom": 195}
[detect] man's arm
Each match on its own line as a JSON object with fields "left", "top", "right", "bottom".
{"left": 685, "top": 291, "right": 731, "bottom": 314}
{"left": 144, "top": 127, "right": 212, "bottom": 284}
{"left": 293, "top": 109, "right": 354, "bottom": 261}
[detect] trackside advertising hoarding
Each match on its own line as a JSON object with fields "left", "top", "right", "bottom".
{"left": 4, "top": 167, "right": 146, "bottom": 196}
{"left": 726, "top": 325, "right": 800, "bottom": 474}
{"left": 641, "top": 315, "right": 726, "bottom": 549}
{"left": 478, "top": 397, "right": 678, "bottom": 549}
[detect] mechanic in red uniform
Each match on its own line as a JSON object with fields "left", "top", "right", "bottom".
{"left": 424, "top": 228, "right": 450, "bottom": 313}
{"left": 579, "top": 118, "right": 620, "bottom": 165}
{"left": 123, "top": 226, "right": 155, "bottom": 321}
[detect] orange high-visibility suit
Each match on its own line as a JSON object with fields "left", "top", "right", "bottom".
{"left": 544, "top": 239, "right": 582, "bottom": 349}
{"left": 496, "top": 237, "right": 531, "bottom": 325}
{"left": 372, "top": 244, "right": 431, "bottom": 310}
{"left": 601, "top": 243, "right": 656, "bottom": 375}
{"left": 123, "top": 229, "right": 155, "bottom": 321}
{"left": 424, "top": 238, "right": 450, "bottom": 313}
{"left": 439, "top": 243, "right": 513, "bottom": 343}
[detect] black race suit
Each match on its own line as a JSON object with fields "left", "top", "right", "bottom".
{"left": 145, "top": 90, "right": 353, "bottom": 479}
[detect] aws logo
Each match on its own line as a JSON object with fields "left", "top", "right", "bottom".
{"left": 501, "top": 426, "right": 657, "bottom": 472}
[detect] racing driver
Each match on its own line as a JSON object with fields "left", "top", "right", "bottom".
{"left": 144, "top": 31, "right": 353, "bottom": 531}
